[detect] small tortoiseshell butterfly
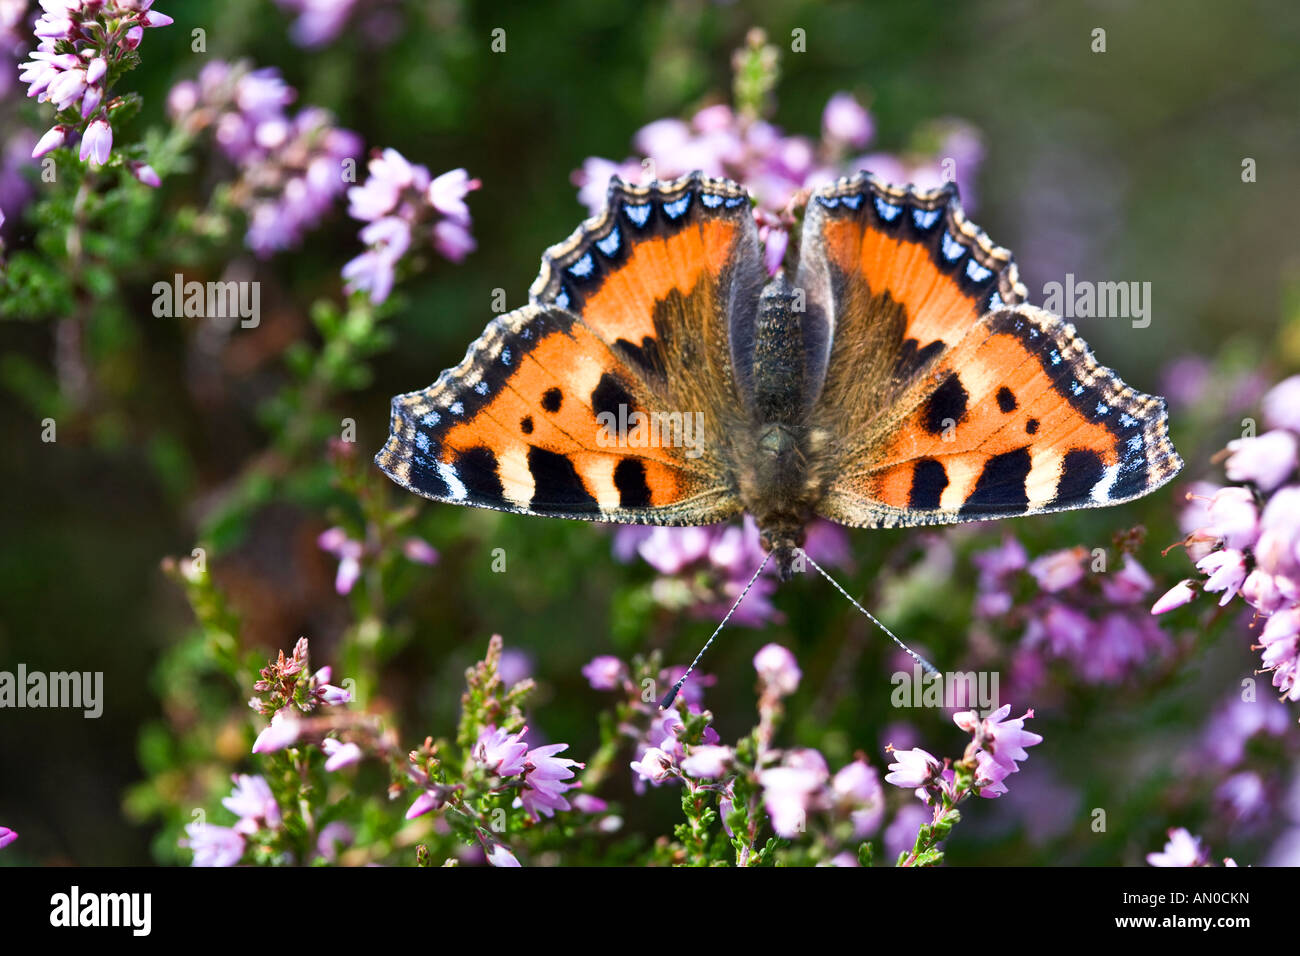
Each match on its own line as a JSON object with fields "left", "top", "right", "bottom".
{"left": 376, "top": 172, "right": 1182, "bottom": 580}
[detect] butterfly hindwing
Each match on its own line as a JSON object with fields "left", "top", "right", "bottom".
{"left": 377, "top": 173, "right": 765, "bottom": 526}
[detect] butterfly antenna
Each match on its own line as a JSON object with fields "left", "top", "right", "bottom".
{"left": 801, "top": 550, "right": 939, "bottom": 676}
{"left": 658, "top": 551, "right": 772, "bottom": 710}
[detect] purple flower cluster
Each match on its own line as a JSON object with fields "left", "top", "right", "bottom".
{"left": 407, "top": 723, "right": 583, "bottom": 825}
{"left": 1154, "top": 375, "right": 1300, "bottom": 705}
{"left": 1146, "top": 827, "right": 1210, "bottom": 867}
{"left": 886, "top": 704, "right": 1042, "bottom": 806}
{"left": 181, "top": 773, "right": 281, "bottom": 867}
{"left": 316, "top": 525, "right": 438, "bottom": 595}
{"left": 974, "top": 536, "right": 1173, "bottom": 691}
{"left": 272, "top": 0, "right": 398, "bottom": 48}
{"left": 0, "top": 0, "right": 27, "bottom": 100}
{"left": 343, "top": 149, "right": 479, "bottom": 303}
{"left": 575, "top": 93, "right": 982, "bottom": 275}
{"left": 0, "top": 825, "right": 16, "bottom": 850}
{"left": 612, "top": 517, "right": 850, "bottom": 626}
{"left": 167, "top": 60, "right": 362, "bottom": 257}
{"left": 22, "top": 0, "right": 172, "bottom": 171}
{"left": 247, "top": 637, "right": 353, "bottom": 754}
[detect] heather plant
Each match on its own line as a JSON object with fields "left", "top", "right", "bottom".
{"left": 2, "top": 4, "right": 1297, "bottom": 871}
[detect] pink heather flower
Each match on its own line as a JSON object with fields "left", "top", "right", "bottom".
{"left": 1152, "top": 579, "right": 1198, "bottom": 614}
{"left": 572, "top": 156, "right": 643, "bottom": 214}
{"left": 182, "top": 823, "right": 244, "bottom": 867}
{"left": 1216, "top": 771, "right": 1268, "bottom": 824}
{"left": 753, "top": 643, "right": 801, "bottom": 697}
{"left": 317, "top": 526, "right": 364, "bottom": 595}
{"left": 1225, "top": 431, "right": 1298, "bottom": 491}
{"left": 630, "top": 747, "right": 675, "bottom": 784}
{"left": 884, "top": 748, "right": 941, "bottom": 789}
{"left": 315, "top": 676, "right": 352, "bottom": 706}
{"left": 316, "top": 821, "right": 353, "bottom": 861}
{"left": 474, "top": 725, "right": 529, "bottom": 777}
{"left": 634, "top": 526, "right": 713, "bottom": 575}
{"left": 486, "top": 843, "right": 521, "bottom": 868}
{"left": 973, "top": 750, "right": 1012, "bottom": 797}
{"left": 427, "top": 167, "right": 480, "bottom": 221}
{"left": 79, "top": 118, "right": 112, "bottom": 167}
{"left": 680, "top": 745, "right": 733, "bottom": 779}
{"left": 1147, "top": 827, "right": 1208, "bottom": 867}
{"left": 1101, "top": 556, "right": 1155, "bottom": 604}
{"left": 0, "top": 827, "right": 15, "bottom": 850}
{"left": 1205, "top": 486, "right": 1259, "bottom": 550}
{"left": 32, "top": 125, "right": 68, "bottom": 159}
{"left": 970, "top": 705, "right": 1043, "bottom": 773}
{"left": 223, "top": 774, "right": 282, "bottom": 833}
{"left": 79, "top": 84, "right": 102, "bottom": 118}
{"left": 1263, "top": 375, "right": 1300, "bottom": 432}
{"left": 520, "top": 743, "right": 583, "bottom": 820}
{"left": 47, "top": 68, "right": 87, "bottom": 111}
{"left": 144, "top": 10, "right": 174, "bottom": 28}
{"left": 821, "top": 92, "right": 874, "bottom": 150}
{"left": 832, "top": 760, "right": 884, "bottom": 836}
{"left": 321, "top": 737, "right": 363, "bottom": 772}
{"left": 252, "top": 708, "right": 301, "bottom": 753}
{"left": 1196, "top": 549, "right": 1248, "bottom": 606}
{"left": 1028, "top": 546, "right": 1088, "bottom": 592}
{"left": 432, "top": 217, "right": 477, "bottom": 262}
{"left": 405, "top": 790, "right": 440, "bottom": 820}
{"left": 124, "top": 24, "right": 143, "bottom": 49}
{"left": 759, "top": 751, "right": 829, "bottom": 838}
{"left": 86, "top": 56, "right": 107, "bottom": 86}
{"left": 401, "top": 537, "right": 439, "bottom": 565}
{"left": 572, "top": 794, "right": 608, "bottom": 814}
{"left": 129, "top": 162, "right": 161, "bottom": 188}
{"left": 581, "top": 655, "right": 624, "bottom": 691}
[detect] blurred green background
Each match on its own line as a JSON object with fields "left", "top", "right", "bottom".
{"left": 2, "top": 0, "right": 1298, "bottom": 864}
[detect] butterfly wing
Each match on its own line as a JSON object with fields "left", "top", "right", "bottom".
{"left": 376, "top": 173, "right": 765, "bottom": 525}
{"left": 798, "top": 173, "right": 1181, "bottom": 527}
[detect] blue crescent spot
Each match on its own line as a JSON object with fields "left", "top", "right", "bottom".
{"left": 420, "top": 411, "right": 440, "bottom": 427}
{"left": 1070, "top": 380, "right": 1084, "bottom": 396}
{"left": 1095, "top": 401, "right": 1109, "bottom": 416}
{"left": 818, "top": 196, "right": 841, "bottom": 209}
{"left": 940, "top": 232, "right": 964, "bottom": 262}
{"left": 520, "top": 326, "right": 533, "bottom": 339}
{"left": 450, "top": 401, "right": 464, "bottom": 415}
{"left": 724, "top": 196, "right": 745, "bottom": 208}
{"left": 874, "top": 197, "right": 902, "bottom": 221}
{"left": 554, "top": 289, "right": 570, "bottom": 309}
{"left": 1126, "top": 434, "right": 1144, "bottom": 454}
{"left": 965, "top": 259, "right": 993, "bottom": 283}
{"left": 988, "top": 291, "right": 1004, "bottom": 311}
{"left": 913, "top": 208, "right": 941, "bottom": 230}
{"left": 663, "top": 195, "right": 691, "bottom": 219}
{"left": 841, "top": 193, "right": 863, "bottom": 210}
{"left": 415, "top": 432, "right": 430, "bottom": 453}
{"left": 568, "top": 252, "right": 595, "bottom": 278}
{"left": 1119, "top": 412, "right": 1138, "bottom": 428}
{"left": 701, "top": 193, "right": 724, "bottom": 208}
{"left": 624, "top": 203, "right": 652, "bottom": 227}
{"left": 500, "top": 347, "right": 512, "bottom": 365}
{"left": 595, "top": 228, "right": 620, "bottom": 257}
{"left": 474, "top": 381, "right": 489, "bottom": 395}
{"left": 1049, "top": 349, "right": 1062, "bottom": 366}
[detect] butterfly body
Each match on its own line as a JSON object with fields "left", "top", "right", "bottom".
{"left": 377, "top": 172, "right": 1181, "bottom": 570}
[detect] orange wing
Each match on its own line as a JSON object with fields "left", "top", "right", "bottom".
{"left": 376, "top": 173, "right": 764, "bottom": 524}
{"left": 797, "top": 173, "right": 1180, "bottom": 527}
